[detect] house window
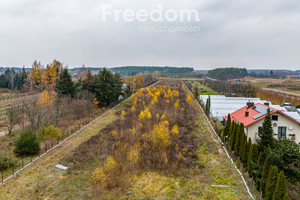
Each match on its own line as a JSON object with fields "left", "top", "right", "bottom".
{"left": 272, "top": 115, "right": 278, "bottom": 121}
{"left": 258, "top": 126, "right": 262, "bottom": 132}
{"left": 278, "top": 127, "right": 286, "bottom": 139}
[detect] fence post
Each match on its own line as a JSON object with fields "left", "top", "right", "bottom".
{"left": 45, "top": 143, "right": 47, "bottom": 152}
{"left": 1, "top": 170, "right": 3, "bottom": 183}
{"left": 22, "top": 156, "right": 24, "bottom": 168}
{"left": 12, "top": 164, "right": 14, "bottom": 176}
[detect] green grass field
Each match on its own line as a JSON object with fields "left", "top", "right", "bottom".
{"left": 185, "top": 80, "right": 219, "bottom": 95}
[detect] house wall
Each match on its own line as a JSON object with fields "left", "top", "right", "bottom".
{"left": 245, "top": 113, "right": 300, "bottom": 144}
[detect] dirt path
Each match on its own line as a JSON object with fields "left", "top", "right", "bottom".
{"left": 183, "top": 83, "right": 225, "bottom": 156}
{"left": 182, "top": 81, "right": 255, "bottom": 200}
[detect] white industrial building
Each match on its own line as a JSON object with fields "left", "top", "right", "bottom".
{"left": 199, "top": 95, "right": 279, "bottom": 121}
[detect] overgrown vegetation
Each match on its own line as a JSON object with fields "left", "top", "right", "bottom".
{"left": 59, "top": 80, "right": 250, "bottom": 199}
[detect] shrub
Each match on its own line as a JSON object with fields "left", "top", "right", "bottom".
{"left": 38, "top": 125, "right": 62, "bottom": 140}
{"left": 14, "top": 130, "right": 40, "bottom": 157}
{"left": 0, "top": 153, "right": 16, "bottom": 171}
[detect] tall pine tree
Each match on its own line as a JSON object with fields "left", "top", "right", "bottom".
{"left": 94, "top": 68, "right": 123, "bottom": 107}
{"left": 238, "top": 124, "right": 246, "bottom": 158}
{"left": 223, "top": 114, "right": 231, "bottom": 142}
{"left": 254, "top": 152, "right": 265, "bottom": 190}
{"left": 55, "top": 68, "right": 75, "bottom": 97}
{"left": 242, "top": 138, "right": 251, "bottom": 168}
{"left": 234, "top": 123, "right": 242, "bottom": 156}
{"left": 230, "top": 122, "right": 237, "bottom": 150}
{"left": 205, "top": 95, "right": 211, "bottom": 116}
{"left": 261, "top": 157, "right": 271, "bottom": 196}
{"left": 258, "top": 108, "right": 274, "bottom": 152}
{"left": 247, "top": 143, "right": 258, "bottom": 176}
{"left": 272, "top": 171, "right": 289, "bottom": 200}
{"left": 265, "top": 165, "right": 278, "bottom": 200}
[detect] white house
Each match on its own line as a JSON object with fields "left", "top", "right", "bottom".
{"left": 228, "top": 102, "right": 300, "bottom": 144}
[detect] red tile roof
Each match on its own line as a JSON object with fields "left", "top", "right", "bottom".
{"left": 228, "top": 103, "right": 278, "bottom": 127}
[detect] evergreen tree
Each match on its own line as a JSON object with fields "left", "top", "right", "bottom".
{"left": 17, "top": 67, "right": 27, "bottom": 90}
{"left": 0, "top": 153, "right": 16, "bottom": 171}
{"left": 272, "top": 171, "right": 289, "bottom": 200}
{"left": 254, "top": 152, "right": 265, "bottom": 190}
{"left": 223, "top": 114, "right": 231, "bottom": 142}
{"left": 82, "top": 69, "right": 94, "bottom": 92}
{"left": 205, "top": 95, "right": 211, "bottom": 116}
{"left": 258, "top": 152, "right": 265, "bottom": 166}
{"left": 247, "top": 143, "right": 258, "bottom": 176}
{"left": 55, "top": 68, "right": 75, "bottom": 97}
{"left": 241, "top": 138, "right": 248, "bottom": 167}
{"left": 94, "top": 68, "right": 123, "bottom": 107}
{"left": 258, "top": 109, "right": 274, "bottom": 152}
{"left": 261, "top": 157, "right": 271, "bottom": 197}
{"left": 238, "top": 124, "right": 246, "bottom": 158}
{"left": 242, "top": 138, "right": 251, "bottom": 168}
{"left": 230, "top": 122, "right": 237, "bottom": 150}
{"left": 13, "top": 130, "right": 40, "bottom": 157}
{"left": 264, "top": 138, "right": 300, "bottom": 183}
{"left": 283, "top": 193, "right": 291, "bottom": 200}
{"left": 265, "top": 165, "right": 278, "bottom": 200}
{"left": 234, "top": 123, "right": 242, "bottom": 156}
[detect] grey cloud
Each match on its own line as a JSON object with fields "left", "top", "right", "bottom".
{"left": 0, "top": 0, "right": 299, "bottom": 70}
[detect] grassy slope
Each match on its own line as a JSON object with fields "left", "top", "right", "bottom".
{"left": 0, "top": 98, "right": 130, "bottom": 200}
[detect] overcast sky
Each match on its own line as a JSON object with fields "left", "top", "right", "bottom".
{"left": 0, "top": 0, "right": 300, "bottom": 70}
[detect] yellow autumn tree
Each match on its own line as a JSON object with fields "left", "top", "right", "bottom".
{"left": 93, "top": 98, "right": 99, "bottom": 110}
{"left": 131, "top": 106, "right": 136, "bottom": 112}
{"left": 42, "top": 63, "right": 57, "bottom": 90}
{"left": 121, "top": 110, "right": 126, "bottom": 119}
{"left": 186, "top": 94, "right": 192, "bottom": 104}
{"left": 174, "top": 99, "right": 180, "bottom": 109}
{"left": 134, "top": 74, "right": 144, "bottom": 89}
{"left": 37, "top": 90, "right": 52, "bottom": 106}
{"left": 31, "top": 61, "right": 43, "bottom": 90}
{"left": 150, "top": 122, "right": 171, "bottom": 148}
{"left": 147, "top": 111, "right": 152, "bottom": 119}
{"left": 171, "top": 124, "right": 179, "bottom": 135}
{"left": 138, "top": 110, "right": 145, "bottom": 120}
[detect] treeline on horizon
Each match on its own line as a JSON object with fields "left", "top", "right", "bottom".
{"left": 111, "top": 66, "right": 194, "bottom": 76}
{"left": 208, "top": 67, "right": 248, "bottom": 80}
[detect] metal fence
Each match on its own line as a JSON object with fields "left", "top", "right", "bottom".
{"left": 0, "top": 100, "right": 123, "bottom": 186}
{"left": 0, "top": 80, "right": 159, "bottom": 187}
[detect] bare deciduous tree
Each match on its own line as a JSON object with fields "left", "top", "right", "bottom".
{"left": 5, "top": 105, "right": 21, "bottom": 135}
